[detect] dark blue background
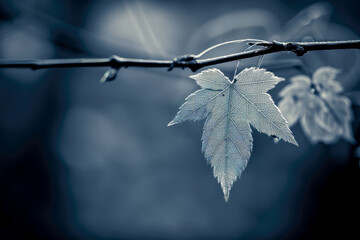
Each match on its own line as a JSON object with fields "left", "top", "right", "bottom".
{"left": 0, "top": 0, "right": 359, "bottom": 239}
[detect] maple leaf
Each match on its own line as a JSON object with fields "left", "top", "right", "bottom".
{"left": 168, "top": 67, "right": 297, "bottom": 201}
{"left": 279, "top": 66, "right": 355, "bottom": 144}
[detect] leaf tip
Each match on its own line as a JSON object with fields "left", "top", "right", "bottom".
{"left": 224, "top": 191, "right": 230, "bottom": 202}
{"left": 221, "top": 184, "right": 231, "bottom": 202}
{"left": 277, "top": 76, "right": 286, "bottom": 83}
{"left": 285, "top": 132, "right": 299, "bottom": 146}
{"left": 291, "top": 138, "right": 299, "bottom": 146}
{"left": 167, "top": 120, "right": 176, "bottom": 127}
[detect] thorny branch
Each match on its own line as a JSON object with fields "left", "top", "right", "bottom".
{"left": 0, "top": 39, "right": 359, "bottom": 79}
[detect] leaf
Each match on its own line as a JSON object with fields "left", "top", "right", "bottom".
{"left": 319, "top": 93, "right": 354, "bottom": 140}
{"left": 278, "top": 96, "right": 304, "bottom": 126}
{"left": 169, "top": 67, "right": 297, "bottom": 201}
{"left": 279, "top": 75, "right": 311, "bottom": 99}
{"left": 313, "top": 67, "right": 342, "bottom": 93}
{"left": 279, "top": 66, "right": 355, "bottom": 144}
{"left": 300, "top": 94, "right": 339, "bottom": 144}
{"left": 278, "top": 75, "right": 311, "bottom": 127}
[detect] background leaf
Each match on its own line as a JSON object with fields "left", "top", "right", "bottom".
{"left": 279, "top": 66, "right": 355, "bottom": 144}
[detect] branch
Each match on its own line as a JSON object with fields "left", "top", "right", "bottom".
{"left": 0, "top": 40, "right": 359, "bottom": 74}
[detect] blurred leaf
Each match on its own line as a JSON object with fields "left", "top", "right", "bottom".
{"left": 279, "top": 66, "right": 355, "bottom": 144}
{"left": 278, "top": 96, "right": 304, "bottom": 126}
{"left": 319, "top": 92, "right": 354, "bottom": 142}
{"left": 300, "top": 94, "right": 339, "bottom": 144}
{"left": 313, "top": 66, "right": 342, "bottom": 93}
{"left": 169, "top": 68, "right": 297, "bottom": 201}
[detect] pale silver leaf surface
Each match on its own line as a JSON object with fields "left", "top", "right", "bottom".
{"left": 169, "top": 67, "right": 297, "bottom": 201}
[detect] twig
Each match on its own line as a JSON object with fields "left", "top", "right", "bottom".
{"left": 193, "top": 39, "right": 264, "bottom": 58}
{"left": 0, "top": 40, "right": 359, "bottom": 73}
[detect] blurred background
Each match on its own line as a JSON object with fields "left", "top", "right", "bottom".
{"left": 0, "top": 0, "right": 359, "bottom": 239}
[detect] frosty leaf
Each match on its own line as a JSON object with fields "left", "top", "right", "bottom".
{"left": 279, "top": 66, "right": 355, "bottom": 144}
{"left": 232, "top": 68, "right": 297, "bottom": 144}
{"left": 168, "top": 89, "right": 219, "bottom": 126}
{"left": 169, "top": 67, "right": 297, "bottom": 201}
{"left": 189, "top": 68, "right": 230, "bottom": 90}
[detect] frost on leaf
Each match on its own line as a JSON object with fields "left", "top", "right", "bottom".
{"left": 168, "top": 68, "right": 297, "bottom": 201}
{"left": 279, "top": 66, "right": 355, "bottom": 144}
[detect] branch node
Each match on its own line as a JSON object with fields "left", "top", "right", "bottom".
{"left": 188, "top": 64, "right": 201, "bottom": 72}
{"left": 285, "top": 43, "right": 307, "bottom": 56}
{"left": 272, "top": 40, "right": 287, "bottom": 50}
{"left": 110, "top": 55, "right": 125, "bottom": 68}
{"left": 168, "top": 54, "right": 197, "bottom": 71}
